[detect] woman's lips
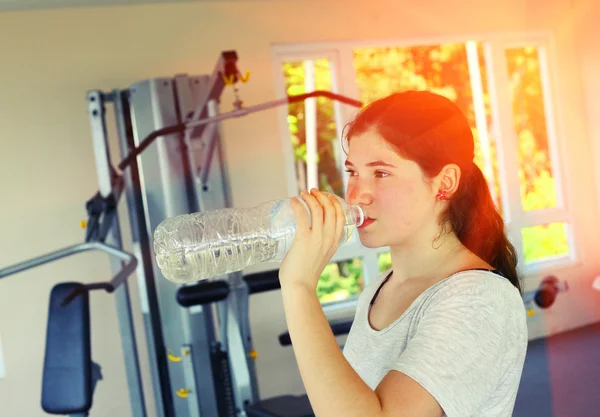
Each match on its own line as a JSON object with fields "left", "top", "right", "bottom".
{"left": 358, "top": 217, "right": 375, "bottom": 229}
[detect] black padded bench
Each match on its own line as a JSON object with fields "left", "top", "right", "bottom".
{"left": 245, "top": 395, "right": 315, "bottom": 417}
{"left": 41, "top": 282, "right": 102, "bottom": 416}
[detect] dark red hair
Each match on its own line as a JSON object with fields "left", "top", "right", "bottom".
{"left": 344, "top": 90, "right": 521, "bottom": 293}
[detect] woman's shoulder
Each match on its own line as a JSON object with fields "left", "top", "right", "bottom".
{"left": 428, "top": 269, "right": 525, "bottom": 313}
{"left": 442, "top": 268, "right": 518, "bottom": 291}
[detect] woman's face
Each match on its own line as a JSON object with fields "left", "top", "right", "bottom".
{"left": 345, "top": 129, "right": 439, "bottom": 249}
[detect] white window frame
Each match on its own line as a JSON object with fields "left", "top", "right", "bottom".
{"left": 271, "top": 48, "right": 387, "bottom": 316}
{"left": 484, "top": 38, "right": 577, "bottom": 274}
{"left": 270, "top": 31, "right": 578, "bottom": 314}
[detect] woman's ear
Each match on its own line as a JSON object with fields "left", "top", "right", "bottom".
{"left": 436, "top": 164, "right": 461, "bottom": 198}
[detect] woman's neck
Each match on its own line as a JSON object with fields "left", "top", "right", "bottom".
{"left": 388, "top": 229, "right": 469, "bottom": 284}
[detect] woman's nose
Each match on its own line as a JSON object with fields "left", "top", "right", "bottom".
{"left": 347, "top": 182, "right": 373, "bottom": 206}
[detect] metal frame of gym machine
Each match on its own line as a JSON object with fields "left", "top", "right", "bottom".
{"left": 0, "top": 50, "right": 363, "bottom": 417}
{"left": 86, "top": 50, "right": 363, "bottom": 417}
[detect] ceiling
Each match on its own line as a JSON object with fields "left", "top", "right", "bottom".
{"left": 0, "top": 0, "right": 238, "bottom": 12}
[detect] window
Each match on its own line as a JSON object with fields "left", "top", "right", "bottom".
{"left": 317, "top": 258, "right": 364, "bottom": 304}
{"left": 279, "top": 55, "right": 368, "bottom": 306}
{"left": 504, "top": 46, "right": 571, "bottom": 262}
{"left": 281, "top": 58, "right": 345, "bottom": 196}
{"left": 273, "top": 34, "right": 575, "bottom": 306}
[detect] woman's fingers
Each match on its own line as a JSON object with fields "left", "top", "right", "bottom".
{"left": 298, "top": 189, "right": 344, "bottom": 253}
{"left": 290, "top": 196, "right": 310, "bottom": 237}
{"left": 300, "top": 189, "right": 324, "bottom": 235}
{"left": 312, "top": 189, "right": 343, "bottom": 252}
{"left": 330, "top": 194, "right": 346, "bottom": 250}
{"left": 310, "top": 189, "right": 337, "bottom": 245}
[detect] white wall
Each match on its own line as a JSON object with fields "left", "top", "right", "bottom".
{"left": 521, "top": 0, "right": 600, "bottom": 340}
{"left": 572, "top": 0, "right": 600, "bottom": 217}
{"left": 1, "top": 0, "right": 600, "bottom": 416}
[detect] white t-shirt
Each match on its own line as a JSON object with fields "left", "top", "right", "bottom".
{"left": 342, "top": 269, "right": 528, "bottom": 417}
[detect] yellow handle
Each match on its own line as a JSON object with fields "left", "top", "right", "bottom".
{"left": 168, "top": 348, "right": 190, "bottom": 362}
{"left": 249, "top": 350, "right": 258, "bottom": 359}
{"left": 168, "top": 349, "right": 182, "bottom": 362}
{"left": 176, "top": 388, "right": 190, "bottom": 399}
{"left": 239, "top": 71, "right": 251, "bottom": 83}
{"left": 80, "top": 220, "right": 87, "bottom": 229}
{"left": 527, "top": 309, "right": 535, "bottom": 317}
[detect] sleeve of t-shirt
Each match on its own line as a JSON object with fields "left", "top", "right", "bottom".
{"left": 391, "top": 277, "right": 513, "bottom": 417}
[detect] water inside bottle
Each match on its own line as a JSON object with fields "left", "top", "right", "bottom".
{"left": 154, "top": 205, "right": 286, "bottom": 283}
{"left": 154, "top": 195, "right": 363, "bottom": 283}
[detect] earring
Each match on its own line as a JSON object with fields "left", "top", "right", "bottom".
{"left": 436, "top": 190, "right": 448, "bottom": 201}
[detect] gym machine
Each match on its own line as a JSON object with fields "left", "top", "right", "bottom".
{"left": 0, "top": 49, "right": 568, "bottom": 417}
{"left": 0, "top": 50, "right": 363, "bottom": 417}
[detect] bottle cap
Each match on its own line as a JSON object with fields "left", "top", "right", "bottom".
{"left": 322, "top": 192, "right": 364, "bottom": 227}
{"left": 350, "top": 205, "right": 364, "bottom": 227}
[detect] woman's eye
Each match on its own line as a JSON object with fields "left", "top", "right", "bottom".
{"left": 345, "top": 170, "right": 389, "bottom": 178}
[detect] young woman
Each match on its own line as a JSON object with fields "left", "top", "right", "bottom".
{"left": 278, "top": 90, "right": 528, "bottom": 417}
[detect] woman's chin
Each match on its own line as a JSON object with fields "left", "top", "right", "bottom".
{"left": 356, "top": 234, "right": 385, "bottom": 249}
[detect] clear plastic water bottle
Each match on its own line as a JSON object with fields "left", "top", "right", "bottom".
{"left": 153, "top": 194, "right": 364, "bottom": 284}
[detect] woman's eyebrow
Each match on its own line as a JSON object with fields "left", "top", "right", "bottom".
{"left": 344, "top": 160, "right": 396, "bottom": 168}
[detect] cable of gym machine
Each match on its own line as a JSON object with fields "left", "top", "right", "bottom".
{"left": 87, "top": 89, "right": 363, "bottom": 265}
{"left": 116, "top": 90, "right": 363, "bottom": 175}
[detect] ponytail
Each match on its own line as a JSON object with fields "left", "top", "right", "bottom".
{"left": 446, "top": 163, "right": 522, "bottom": 293}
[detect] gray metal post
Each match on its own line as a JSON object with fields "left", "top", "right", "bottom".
{"left": 173, "top": 74, "right": 261, "bottom": 413}
{"left": 201, "top": 96, "right": 260, "bottom": 409}
{"left": 126, "top": 77, "right": 220, "bottom": 417}
{"left": 86, "top": 90, "right": 148, "bottom": 417}
{"left": 112, "top": 88, "right": 176, "bottom": 417}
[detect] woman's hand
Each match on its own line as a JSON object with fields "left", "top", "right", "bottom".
{"left": 278, "top": 188, "right": 346, "bottom": 292}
